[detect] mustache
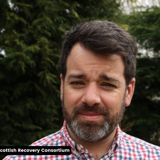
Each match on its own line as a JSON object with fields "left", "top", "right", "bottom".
{"left": 73, "top": 104, "right": 108, "bottom": 116}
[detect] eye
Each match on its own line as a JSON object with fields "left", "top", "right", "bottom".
{"left": 69, "top": 81, "right": 85, "bottom": 88}
{"left": 100, "top": 82, "right": 116, "bottom": 89}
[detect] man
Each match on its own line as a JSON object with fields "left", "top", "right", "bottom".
{"left": 4, "top": 20, "right": 160, "bottom": 160}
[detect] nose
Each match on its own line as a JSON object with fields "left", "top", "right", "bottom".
{"left": 81, "top": 83, "right": 101, "bottom": 106}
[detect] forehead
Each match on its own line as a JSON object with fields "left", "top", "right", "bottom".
{"left": 66, "top": 43, "right": 125, "bottom": 80}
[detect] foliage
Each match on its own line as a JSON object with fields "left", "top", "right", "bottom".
{"left": 121, "top": 6, "right": 160, "bottom": 146}
{"left": 122, "top": 58, "right": 160, "bottom": 145}
{"left": 0, "top": 0, "right": 61, "bottom": 147}
{"left": 0, "top": 1, "right": 160, "bottom": 154}
{"left": 128, "top": 7, "right": 160, "bottom": 54}
{"left": 0, "top": 0, "right": 121, "bottom": 148}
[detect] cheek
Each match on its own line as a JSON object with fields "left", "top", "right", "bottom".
{"left": 101, "top": 92, "right": 124, "bottom": 113}
{"left": 63, "top": 89, "right": 82, "bottom": 114}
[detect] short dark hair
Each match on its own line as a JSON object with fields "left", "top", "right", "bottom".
{"left": 60, "top": 20, "right": 137, "bottom": 84}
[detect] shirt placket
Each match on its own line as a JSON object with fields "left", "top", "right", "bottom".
{"left": 74, "top": 144, "right": 95, "bottom": 160}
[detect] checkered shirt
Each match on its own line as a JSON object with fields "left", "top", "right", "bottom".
{"left": 3, "top": 121, "right": 160, "bottom": 160}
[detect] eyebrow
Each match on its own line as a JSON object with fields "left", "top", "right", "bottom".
{"left": 67, "top": 73, "right": 120, "bottom": 84}
{"left": 67, "top": 74, "right": 86, "bottom": 80}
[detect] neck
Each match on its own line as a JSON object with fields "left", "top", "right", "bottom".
{"left": 67, "top": 125, "right": 117, "bottom": 159}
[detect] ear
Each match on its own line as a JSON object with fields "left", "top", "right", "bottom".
{"left": 124, "top": 78, "right": 136, "bottom": 107}
{"left": 60, "top": 74, "right": 64, "bottom": 101}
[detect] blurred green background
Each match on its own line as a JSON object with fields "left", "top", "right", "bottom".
{"left": 0, "top": 0, "right": 159, "bottom": 154}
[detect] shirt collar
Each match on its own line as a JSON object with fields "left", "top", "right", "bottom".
{"left": 61, "top": 121, "right": 76, "bottom": 148}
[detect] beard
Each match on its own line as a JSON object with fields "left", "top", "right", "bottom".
{"left": 62, "top": 102, "right": 125, "bottom": 142}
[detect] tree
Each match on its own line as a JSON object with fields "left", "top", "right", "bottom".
{"left": 0, "top": 0, "right": 62, "bottom": 146}
{"left": 121, "top": 7, "right": 160, "bottom": 145}
{"left": 0, "top": 0, "right": 122, "bottom": 149}
{"left": 128, "top": 7, "right": 160, "bottom": 54}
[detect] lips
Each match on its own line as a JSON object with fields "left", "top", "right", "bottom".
{"left": 78, "top": 112, "right": 103, "bottom": 121}
{"left": 80, "top": 112, "right": 101, "bottom": 116}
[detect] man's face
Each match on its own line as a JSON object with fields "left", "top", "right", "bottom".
{"left": 61, "top": 43, "right": 135, "bottom": 142}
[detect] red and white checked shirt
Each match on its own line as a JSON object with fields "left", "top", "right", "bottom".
{"left": 4, "top": 121, "right": 160, "bottom": 160}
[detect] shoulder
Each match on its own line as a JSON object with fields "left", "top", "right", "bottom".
{"left": 3, "top": 129, "right": 67, "bottom": 160}
{"left": 31, "top": 129, "right": 66, "bottom": 146}
{"left": 119, "top": 131, "right": 160, "bottom": 159}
